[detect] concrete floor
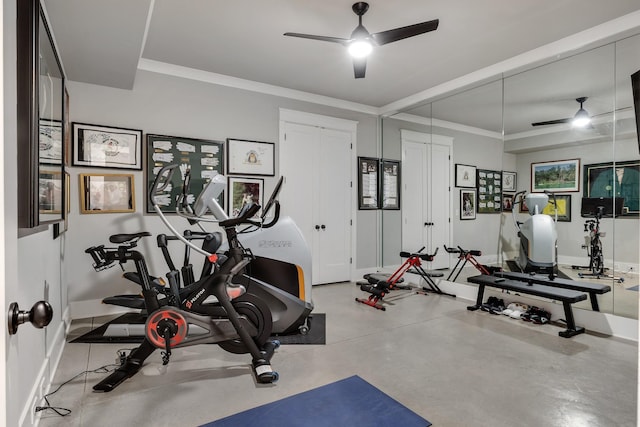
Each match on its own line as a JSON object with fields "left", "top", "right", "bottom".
{"left": 39, "top": 281, "right": 637, "bottom": 427}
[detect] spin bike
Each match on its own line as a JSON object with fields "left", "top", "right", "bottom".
{"left": 571, "top": 205, "right": 623, "bottom": 282}
{"left": 87, "top": 166, "right": 280, "bottom": 392}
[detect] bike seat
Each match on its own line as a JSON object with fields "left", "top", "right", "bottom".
{"left": 109, "top": 232, "right": 152, "bottom": 244}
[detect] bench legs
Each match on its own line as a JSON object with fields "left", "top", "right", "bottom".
{"left": 466, "top": 284, "right": 485, "bottom": 311}
{"left": 589, "top": 292, "right": 600, "bottom": 311}
{"left": 558, "top": 301, "right": 585, "bottom": 338}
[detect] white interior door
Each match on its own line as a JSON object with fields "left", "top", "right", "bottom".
{"left": 401, "top": 140, "right": 427, "bottom": 255}
{"left": 315, "top": 128, "right": 351, "bottom": 283}
{"left": 401, "top": 130, "right": 451, "bottom": 270}
{"left": 280, "top": 111, "right": 354, "bottom": 285}
{"left": 428, "top": 142, "right": 451, "bottom": 269}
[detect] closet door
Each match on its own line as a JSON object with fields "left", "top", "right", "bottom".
{"left": 401, "top": 130, "right": 451, "bottom": 270}
{"left": 280, "top": 120, "right": 353, "bottom": 285}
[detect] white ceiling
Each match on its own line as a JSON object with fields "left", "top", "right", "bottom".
{"left": 44, "top": 1, "right": 640, "bottom": 107}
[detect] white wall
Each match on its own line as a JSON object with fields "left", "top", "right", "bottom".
{"left": 65, "top": 71, "right": 379, "bottom": 310}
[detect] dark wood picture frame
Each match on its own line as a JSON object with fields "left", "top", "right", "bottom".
{"left": 17, "top": 0, "right": 67, "bottom": 229}
{"left": 358, "top": 157, "right": 379, "bottom": 209}
{"left": 381, "top": 159, "right": 401, "bottom": 210}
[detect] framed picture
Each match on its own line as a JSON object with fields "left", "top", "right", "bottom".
{"left": 519, "top": 196, "right": 529, "bottom": 213}
{"left": 73, "top": 122, "right": 143, "bottom": 169}
{"left": 502, "top": 171, "right": 517, "bottom": 192}
{"left": 583, "top": 160, "right": 640, "bottom": 216}
{"left": 542, "top": 194, "right": 571, "bottom": 222}
{"left": 531, "top": 159, "right": 580, "bottom": 192}
{"left": 79, "top": 173, "right": 135, "bottom": 214}
{"left": 227, "top": 138, "right": 275, "bottom": 176}
{"left": 381, "top": 159, "right": 401, "bottom": 210}
{"left": 476, "top": 169, "right": 502, "bottom": 213}
{"left": 358, "top": 157, "right": 379, "bottom": 209}
{"left": 455, "top": 164, "right": 476, "bottom": 188}
{"left": 39, "top": 119, "right": 63, "bottom": 164}
{"left": 146, "top": 134, "right": 225, "bottom": 213}
{"left": 502, "top": 193, "right": 514, "bottom": 212}
{"left": 228, "top": 177, "right": 264, "bottom": 218}
{"left": 460, "top": 189, "right": 476, "bottom": 220}
{"left": 39, "top": 170, "right": 63, "bottom": 213}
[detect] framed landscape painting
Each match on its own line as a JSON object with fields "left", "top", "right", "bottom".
{"left": 531, "top": 159, "right": 580, "bottom": 192}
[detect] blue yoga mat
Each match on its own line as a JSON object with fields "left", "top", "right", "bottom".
{"left": 201, "top": 375, "right": 431, "bottom": 427}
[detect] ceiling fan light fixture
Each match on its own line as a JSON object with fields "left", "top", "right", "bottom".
{"left": 572, "top": 108, "right": 591, "bottom": 127}
{"left": 348, "top": 40, "right": 373, "bottom": 58}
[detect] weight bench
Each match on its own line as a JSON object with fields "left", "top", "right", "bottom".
{"left": 494, "top": 271, "right": 611, "bottom": 312}
{"left": 356, "top": 247, "right": 454, "bottom": 311}
{"left": 467, "top": 274, "right": 588, "bottom": 338}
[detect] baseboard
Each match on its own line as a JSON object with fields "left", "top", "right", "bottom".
{"left": 19, "top": 311, "right": 68, "bottom": 427}
{"left": 438, "top": 279, "right": 638, "bottom": 342}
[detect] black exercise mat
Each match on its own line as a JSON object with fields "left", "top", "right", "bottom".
{"left": 271, "top": 313, "right": 326, "bottom": 345}
{"left": 71, "top": 312, "right": 326, "bottom": 345}
{"left": 506, "top": 260, "right": 571, "bottom": 280}
{"left": 70, "top": 312, "right": 146, "bottom": 344}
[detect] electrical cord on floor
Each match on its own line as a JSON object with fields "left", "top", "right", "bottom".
{"left": 34, "top": 347, "right": 135, "bottom": 417}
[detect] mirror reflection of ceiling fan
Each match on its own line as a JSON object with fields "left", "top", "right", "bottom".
{"left": 284, "top": 2, "right": 439, "bottom": 79}
{"left": 532, "top": 97, "right": 594, "bottom": 127}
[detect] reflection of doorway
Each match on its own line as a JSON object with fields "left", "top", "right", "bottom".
{"left": 401, "top": 130, "right": 452, "bottom": 270}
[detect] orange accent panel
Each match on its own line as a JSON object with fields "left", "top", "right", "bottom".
{"left": 296, "top": 265, "right": 305, "bottom": 301}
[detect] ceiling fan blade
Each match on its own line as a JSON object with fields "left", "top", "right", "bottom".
{"left": 283, "top": 32, "right": 350, "bottom": 45}
{"left": 371, "top": 19, "right": 439, "bottom": 46}
{"left": 353, "top": 57, "right": 366, "bottom": 79}
{"left": 531, "top": 118, "right": 572, "bottom": 127}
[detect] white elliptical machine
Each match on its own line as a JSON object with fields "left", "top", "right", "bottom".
{"left": 512, "top": 191, "right": 558, "bottom": 276}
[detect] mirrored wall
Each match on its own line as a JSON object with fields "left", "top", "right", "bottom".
{"left": 381, "top": 32, "right": 640, "bottom": 319}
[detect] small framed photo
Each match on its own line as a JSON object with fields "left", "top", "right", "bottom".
{"left": 228, "top": 176, "right": 264, "bottom": 218}
{"left": 460, "top": 189, "right": 476, "bottom": 220}
{"left": 531, "top": 159, "right": 580, "bottom": 192}
{"left": 502, "top": 193, "right": 514, "bottom": 212}
{"left": 39, "top": 170, "right": 63, "bottom": 213}
{"left": 73, "top": 122, "right": 143, "bottom": 170}
{"left": 543, "top": 194, "right": 571, "bottom": 222}
{"left": 39, "top": 119, "right": 63, "bottom": 165}
{"left": 455, "top": 164, "right": 477, "bottom": 188}
{"left": 79, "top": 173, "right": 135, "bottom": 214}
{"left": 227, "top": 138, "right": 275, "bottom": 176}
{"left": 502, "top": 171, "right": 517, "bottom": 192}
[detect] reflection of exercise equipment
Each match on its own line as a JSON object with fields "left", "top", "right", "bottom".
{"left": 443, "top": 245, "right": 502, "bottom": 282}
{"left": 355, "top": 247, "right": 454, "bottom": 311}
{"left": 571, "top": 197, "right": 624, "bottom": 282}
{"left": 511, "top": 191, "right": 558, "bottom": 276}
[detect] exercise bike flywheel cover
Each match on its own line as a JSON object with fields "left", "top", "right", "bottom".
{"left": 146, "top": 308, "right": 188, "bottom": 349}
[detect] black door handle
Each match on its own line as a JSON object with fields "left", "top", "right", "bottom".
{"left": 321, "top": 225, "right": 326, "bottom": 230}
{"left": 315, "top": 225, "right": 320, "bottom": 230}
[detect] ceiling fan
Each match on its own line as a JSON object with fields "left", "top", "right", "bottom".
{"left": 532, "top": 97, "right": 593, "bottom": 127}
{"left": 284, "top": 2, "right": 439, "bottom": 79}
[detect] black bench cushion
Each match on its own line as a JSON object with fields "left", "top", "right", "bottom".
{"left": 495, "top": 271, "right": 611, "bottom": 294}
{"left": 467, "top": 274, "right": 587, "bottom": 303}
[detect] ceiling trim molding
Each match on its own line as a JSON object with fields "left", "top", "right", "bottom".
{"left": 138, "top": 58, "right": 379, "bottom": 116}
{"left": 379, "top": 9, "right": 640, "bottom": 116}
{"left": 391, "top": 113, "right": 502, "bottom": 140}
